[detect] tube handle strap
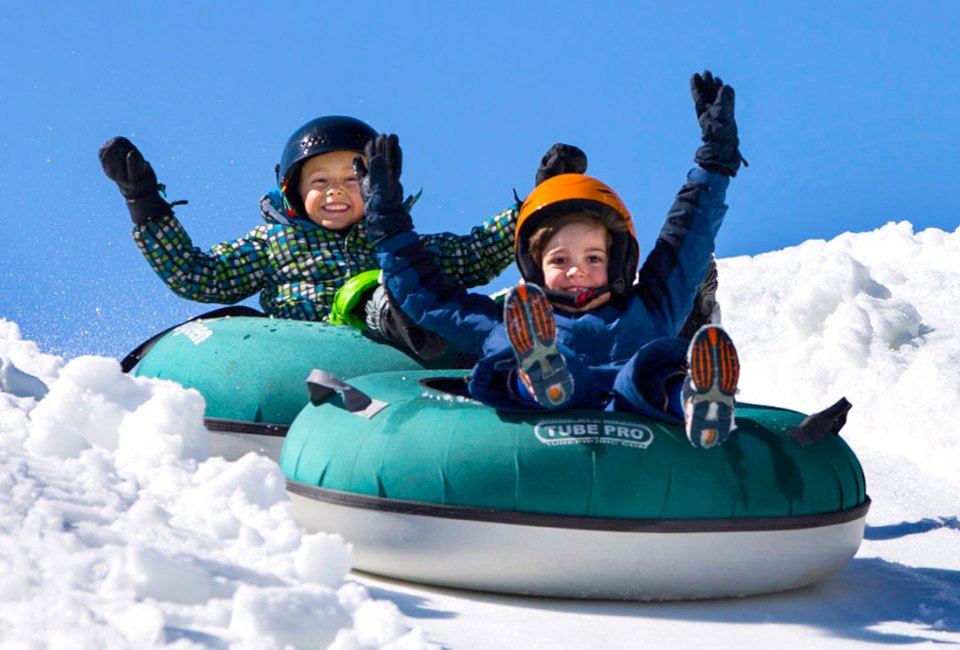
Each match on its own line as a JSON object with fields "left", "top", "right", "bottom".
{"left": 787, "top": 397, "right": 852, "bottom": 446}
{"left": 306, "top": 369, "right": 388, "bottom": 419}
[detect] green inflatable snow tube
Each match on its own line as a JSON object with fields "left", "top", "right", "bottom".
{"left": 281, "top": 370, "right": 868, "bottom": 520}
{"left": 132, "top": 316, "right": 464, "bottom": 427}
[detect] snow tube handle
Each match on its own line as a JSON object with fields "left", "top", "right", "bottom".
{"left": 306, "top": 369, "right": 387, "bottom": 419}
{"left": 788, "top": 397, "right": 852, "bottom": 446}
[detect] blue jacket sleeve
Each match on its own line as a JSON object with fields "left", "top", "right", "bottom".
{"left": 635, "top": 167, "right": 729, "bottom": 335}
{"left": 376, "top": 229, "right": 502, "bottom": 355}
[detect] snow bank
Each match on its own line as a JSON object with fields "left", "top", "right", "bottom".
{"left": 0, "top": 319, "right": 436, "bottom": 649}
{"left": 2, "top": 221, "right": 959, "bottom": 648}
{"left": 719, "top": 221, "right": 960, "bottom": 483}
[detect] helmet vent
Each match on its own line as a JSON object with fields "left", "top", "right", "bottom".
{"left": 301, "top": 134, "right": 332, "bottom": 150}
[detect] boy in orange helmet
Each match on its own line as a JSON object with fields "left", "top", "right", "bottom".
{"left": 359, "top": 71, "right": 746, "bottom": 447}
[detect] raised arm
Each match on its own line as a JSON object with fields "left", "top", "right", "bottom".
{"left": 355, "top": 134, "right": 500, "bottom": 354}
{"left": 99, "top": 137, "right": 269, "bottom": 304}
{"left": 636, "top": 71, "right": 743, "bottom": 334}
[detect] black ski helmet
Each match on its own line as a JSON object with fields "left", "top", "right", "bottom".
{"left": 277, "top": 116, "right": 377, "bottom": 218}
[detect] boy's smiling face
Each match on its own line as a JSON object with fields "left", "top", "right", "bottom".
{"left": 298, "top": 150, "right": 365, "bottom": 230}
{"left": 541, "top": 220, "right": 611, "bottom": 312}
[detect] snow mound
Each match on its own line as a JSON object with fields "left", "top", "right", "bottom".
{"left": 0, "top": 329, "right": 436, "bottom": 649}
{"left": 719, "top": 221, "right": 960, "bottom": 482}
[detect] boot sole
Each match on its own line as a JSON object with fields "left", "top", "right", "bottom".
{"left": 504, "top": 285, "right": 572, "bottom": 407}
{"left": 689, "top": 326, "right": 739, "bottom": 399}
{"left": 686, "top": 326, "right": 739, "bottom": 448}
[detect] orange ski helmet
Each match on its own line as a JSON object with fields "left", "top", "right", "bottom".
{"left": 516, "top": 173, "right": 639, "bottom": 297}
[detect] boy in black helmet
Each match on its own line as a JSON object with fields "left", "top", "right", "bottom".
{"left": 361, "top": 72, "right": 746, "bottom": 448}
{"left": 99, "top": 116, "right": 524, "bottom": 359}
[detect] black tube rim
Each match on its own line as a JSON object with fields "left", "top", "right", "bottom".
{"left": 205, "top": 418, "right": 289, "bottom": 437}
{"left": 287, "top": 480, "right": 870, "bottom": 534}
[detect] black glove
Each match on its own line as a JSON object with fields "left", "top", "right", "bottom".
{"left": 535, "top": 143, "right": 587, "bottom": 185}
{"left": 690, "top": 71, "right": 747, "bottom": 177}
{"left": 98, "top": 137, "right": 173, "bottom": 225}
{"left": 353, "top": 134, "right": 413, "bottom": 244}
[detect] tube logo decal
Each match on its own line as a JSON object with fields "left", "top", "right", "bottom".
{"left": 171, "top": 321, "right": 213, "bottom": 345}
{"left": 534, "top": 419, "right": 654, "bottom": 449}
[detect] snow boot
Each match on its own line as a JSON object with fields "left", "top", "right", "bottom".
{"left": 504, "top": 284, "right": 573, "bottom": 409}
{"left": 683, "top": 325, "right": 739, "bottom": 448}
{"left": 364, "top": 284, "right": 449, "bottom": 361}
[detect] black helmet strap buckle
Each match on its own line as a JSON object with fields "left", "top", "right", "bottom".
{"left": 543, "top": 285, "right": 610, "bottom": 310}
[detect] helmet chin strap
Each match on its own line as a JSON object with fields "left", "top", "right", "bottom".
{"left": 542, "top": 285, "right": 610, "bottom": 310}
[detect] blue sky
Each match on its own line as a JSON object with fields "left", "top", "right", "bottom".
{"left": 2, "top": 2, "right": 958, "bottom": 359}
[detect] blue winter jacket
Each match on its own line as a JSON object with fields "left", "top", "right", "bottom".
{"left": 375, "top": 167, "right": 730, "bottom": 411}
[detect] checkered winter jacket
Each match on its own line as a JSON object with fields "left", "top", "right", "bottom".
{"left": 133, "top": 189, "right": 518, "bottom": 321}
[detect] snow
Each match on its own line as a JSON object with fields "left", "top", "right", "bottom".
{"left": 1, "top": 220, "right": 959, "bottom": 649}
